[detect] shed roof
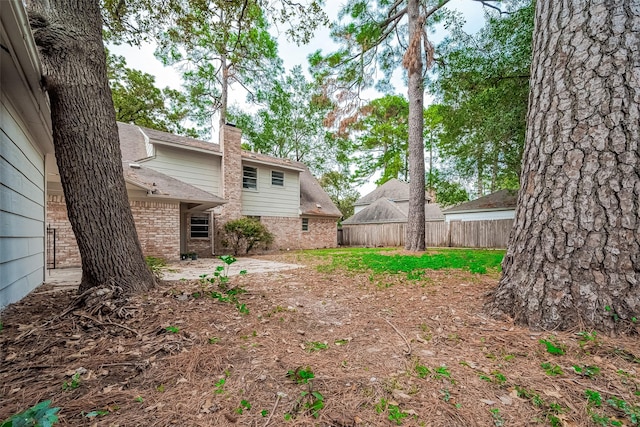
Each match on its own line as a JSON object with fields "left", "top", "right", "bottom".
{"left": 442, "top": 189, "right": 518, "bottom": 214}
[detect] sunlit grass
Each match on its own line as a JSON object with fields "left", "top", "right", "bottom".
{"left": 300, "top": 247, "right": 505, "bottom": 277}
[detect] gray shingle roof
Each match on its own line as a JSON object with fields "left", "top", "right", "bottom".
{"left": 355, "top": 178, "right": 431, "bottom": 206}
{"left": 124, "top": 164, "right": 226, "bottom": 207}
{"left": 139, "top": 125, "right": 221, "bottom": 154}
{"left": 298, "top": 164, "right": 342, "bottom": 218}
{"left": 342, "top": 198, "right": 407, "bottom": 224}
{"left": 442, "top": 189, "right": 518, "bottom": 213}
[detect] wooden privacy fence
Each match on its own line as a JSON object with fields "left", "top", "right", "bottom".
{"left": 341, "top": 219, "right": 514, "bottom": 249}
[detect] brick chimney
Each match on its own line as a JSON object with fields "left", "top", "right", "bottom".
{"left": 219, "top": 123, "right": 243, "bottom": 222}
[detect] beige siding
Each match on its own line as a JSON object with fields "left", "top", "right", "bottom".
{"left": 144, "top": 145, "right": 221, "bottom": 195}
{"left": 0, "top": 101, "right": 46, "bottom": 308}
{"left": 241, "top": 165, "right": 300, "bottom": 217}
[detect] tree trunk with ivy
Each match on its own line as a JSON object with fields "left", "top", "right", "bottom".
{"left": 28, "top": 0, "right": 155, "bottom": 297}
{"left": 486, "top": 0, "right": 640, "bottom": 331}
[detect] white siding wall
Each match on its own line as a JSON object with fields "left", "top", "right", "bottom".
{"left": 241, "top": 165, "right": 300, "bottom": 217}
{"left": 0, "top": 102, "right": 46, "bottom": 309}
{"left": 144, "top": 145, "right": 221, "bottom": 195}
{"left": 444, "top": 209, "right": 515, "bottom": 223}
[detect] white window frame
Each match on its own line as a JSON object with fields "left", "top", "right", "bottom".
{"left": 243, "top": 166, "right": 258, "bottom": 190}
{"left": 271, "top": 170, "right": 284, "bottom": 187}
{"left": 302, "top": 218, "right": 309, "bottom": 232}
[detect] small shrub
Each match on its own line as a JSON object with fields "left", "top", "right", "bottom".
{"left": 223, "top": 218, "right": 274, "bottom": 255}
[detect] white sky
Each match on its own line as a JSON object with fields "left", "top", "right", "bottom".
{"left": 109, "top": 0, "right": 489, "bottom": 194}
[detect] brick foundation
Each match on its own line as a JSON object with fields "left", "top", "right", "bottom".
{"left": 47, "top": 195, "right": 181, "bottom": 267}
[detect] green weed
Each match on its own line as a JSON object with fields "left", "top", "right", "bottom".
{"left": 305, "top": 341, "right": 328, "bottom": 352}
{"left": 387, "top": 403, "right": 409, "bottom": 425}
{"left": 235, "top": 400, "right": 251, "bottom": 414}
{"left": 541, "top": 362, "right": 564, "bottom": 376}
{"left": 214, "top": 378, "right": 226, "bottom": 394}
{"left": 606, "top": 396, "right": 640, "bottom": 424}
{"left": 573, "top": 365, "right": 601, "bottom": 379}
{"left": 539, "top": 337, "right": 565, "bottom": 355}
{"left": 585, "top": 389, "right": 602, "bottom": 407}
{"left": 490, "top": 408, "right": 504, "bottom": 426}
{"left": 1, "top": 400, "right": 59, "bottom": 426}
{"left": 165, "top": 326, "right": 179, "bottom": 334}
{"left": 287, "top": 367, "right": 315, "bottom": 384}
{"left": 577, "top": 331, "right": 599, "bottom": 348}
{"left": 62, "top": 372, "right": 81, "bottom": 391}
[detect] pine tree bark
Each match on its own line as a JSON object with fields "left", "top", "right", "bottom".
{"left": 28, "top": 0, "right": 156, "bottom": 294}
{"left": 487, "top": 1, "right": 640, "bottom": 331}
{"left": 404, "top": 0, "right": 426, "bottom": 252}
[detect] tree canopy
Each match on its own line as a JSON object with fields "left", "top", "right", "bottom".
{"left": 107, "top": 50, "right": 197, "bottom": 136}
{"left": 430, "top": 1, "right": 533, "bottom": 196}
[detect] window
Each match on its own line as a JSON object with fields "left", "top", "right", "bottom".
{"left": 302, "top": 218, "right": 309, "bottom": 231}
{"left": 190, "top": 215, "right": 209, "bottom": 238}
{"left": 243, "top": 166, "right": 257, "bottom": 190}
{"left": 271, "top": 170, "right": 284, "bottom": 187}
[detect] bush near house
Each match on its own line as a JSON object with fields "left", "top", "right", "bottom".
{"left": 224, "top": 217, "right": 274, "bottom": 255}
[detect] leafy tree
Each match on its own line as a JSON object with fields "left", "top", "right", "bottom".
{"left": 311, "top": 0, "right": 500, "bottom": 251}
{"left": 230, "top": 66, "right": 334, "bottom": 173}
{"left": 107, "top": 50, "right": 197, "bottom": 136}
{"left": 431, "top": 1, "right": 532, "bottom": 196}
{"left": 28, "top": 0, "right": 156, "bottom": 297}
{"left": 426, "top": 170, "right": 469, "bottom": 208}
{"left": 319, "top": 171, "right": 360, "bottom": 220}
{"left": 155, "top": 1, "right": 281, "bottom": 136}
{"left": 349, "top": 95, "right": 409, "bottom": 185}
{"left": 487, "top": 1, "right": 640, "bottom": 332}
{"left": 224, "top": 218, "right": 274, "bottom": 255}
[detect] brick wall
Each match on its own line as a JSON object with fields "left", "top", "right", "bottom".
{"left": 257, "top": 216, "right": 337, "bottom": 251}
{"left": 301, "top": 217, "right": 338, "bottom": 249}
{"left": 129, "top": 200, "right": 180, "bottom": 260}
{"left": 47, "top": 195, "right": 180, "bottom": 267}
{"left": 47, "top": 195, "right": 81, "bottom": 267}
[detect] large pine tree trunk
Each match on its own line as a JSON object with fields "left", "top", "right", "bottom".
{"left": 404, "top": 0, "right": 426, "bottom": 252}
{"left": 487, "top": 1, "right": 640, "bottom": 331}
{"left": 28, "top": 0, "right": 155, "bottom": 295}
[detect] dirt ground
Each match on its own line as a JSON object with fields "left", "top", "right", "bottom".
{"left": 1, "top": 251, "right": 639, "bottom": 426}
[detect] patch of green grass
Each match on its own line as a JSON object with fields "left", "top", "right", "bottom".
{"left": 307, "top": 247, "right": 504, "bottom": 278}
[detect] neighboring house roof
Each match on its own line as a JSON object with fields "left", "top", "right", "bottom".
{"left": 343, "top": 198, "right": 407, "bottom": 224}
{"left": 442, "top": 189, "right": 518, "bottom": 214}
{"left": 425, "top": 203, "right": 445, "bottom": 221}
{"left": 354, "top": 178, "right": 431, "bottom": 206}
{"left": 124, "top": 163, "right": 226, "bottom": 210}
{"left": 298, "top": 165, "right": 342, "bottom": 218}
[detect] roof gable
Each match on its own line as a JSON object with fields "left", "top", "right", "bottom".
{"left": 355, "top": 178, "right": 431, "bottom": 206}
{"left": 299, "top": 165, "right": 342, "bottom": 218}
{"left": 343, "top": 198, "right": 407, "bottom": 224}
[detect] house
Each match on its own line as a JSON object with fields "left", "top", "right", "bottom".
{"left": 47, "top": 122, "right": 341, "bottom": 267}
{"left": 0, "top": 0, "right": 54, "bottom": 308}
{"left": 341, "top": 179, "right": 445, "bottom": 247}
{"left": 442, "top": 189, "right": 517, "bottom": 222}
